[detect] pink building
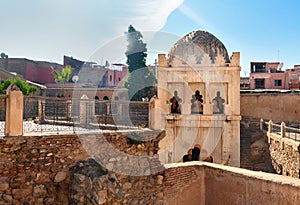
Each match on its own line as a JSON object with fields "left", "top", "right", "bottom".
{"left": 0, "top": 57, "right": 63, "bottom": 84}
{"left": 249, "top": 62, "right": 300, "bottom": 90}
{"left": 106, "top": 64, "right": 128, "bottom": 88}
{"left": 250, "top": 62, "right": 287, "bottom": 89}
{"left": 285, "top": 65, "right": 300, "bottom": 90}
{"left": 64, "top": 56, "right": 128, "bottom": 88}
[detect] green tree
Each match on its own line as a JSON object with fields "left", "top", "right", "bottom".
{"left": 0, "top": 77, "right": 37, "bottom": 95}
{"left": 52, "top": 65, "right": 71, "bottom": 96}
{"left": 124, "top": 25, "right": 156, "bottom": 101}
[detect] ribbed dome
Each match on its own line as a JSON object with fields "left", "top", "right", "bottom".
{"left": 168, "top": 30, "right": 230, "bottom": 66}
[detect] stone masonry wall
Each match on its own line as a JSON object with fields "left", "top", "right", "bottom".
{"left": 0, "top": 135, "right": 89, "bottom": 205}
{"left": 268, "top": 134, "right": 300, "bottom": 178}
{"left": 69, "top": 161, "right": 300, "bottom": 205}
{"left": 0, "top": 130, "right": 163, "bottom": 205}
{"left": 69, "top": 160, "right": 204, "bottom": 205}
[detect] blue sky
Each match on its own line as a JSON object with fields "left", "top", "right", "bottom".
{"left": 1, "top": 0, "right": 300, "bottom": 75}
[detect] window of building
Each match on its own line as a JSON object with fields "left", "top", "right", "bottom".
{"left": 274, "top": 80, "right": 282, "bottom": 86}
{"left": 118, "top": 77, "right": 121, "bottom": 82}
{"left": 255, "top": 79, "right": 265, "bottom": 89}
{"left": 251, "top": 63, "right": 266, "bottom": 73}
{"left": 110, "top": 75, "right": 112, "bottom": 82}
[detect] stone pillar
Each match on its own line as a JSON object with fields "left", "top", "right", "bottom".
{"left": 260, "top": 118, "right": 264, "bottom": 130}
{"left": 67, "top": 100, "right": 72, "bottom": 120}
{"left": 281, "top": 122, "right": 286, "bottom": 138}
{"left": 268, "top": 120, "right": 273, "bottom": 133}
{"left": 89, "top": 99, "right": 95, "bottom": 123}
{"left": 80, "top": 95, "right": 89, "bottom": 127}
{"left": 5, "top": 84, "right": 23, "bottom": 136}
{"left": 38, "top": 98, "right": 45, "bottom": 123}
{"left": 268, "top": 120, "right": 273, "bottom": 143}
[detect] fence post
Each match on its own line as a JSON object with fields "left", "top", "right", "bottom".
{"left": 268, "top": 120, "right": 273, "bottom": 133}
{"left": 267, "top": 120, "right": 273, "bottom": 143}
{"left": 5, "top": 84, "right": 23, "bottom": 136}
{"left": 260, "top": 118, "right": 264, "bottom": 130}
{"left": 281, "top": 122, "right": 286, "bottom": 138}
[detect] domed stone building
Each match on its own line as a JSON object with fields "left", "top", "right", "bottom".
{"left": 149, "top": 30, "right": 241, "bottom": 167}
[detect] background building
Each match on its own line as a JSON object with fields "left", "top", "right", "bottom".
{"left": 0, "top": 55, "right": 63, "bottom": 84}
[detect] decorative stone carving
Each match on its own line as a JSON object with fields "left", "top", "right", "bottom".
{"left": 212, "top": 91, "right": 225, "bottom": 114}
{"left": 168, "top": 30, "right": 230, "bottom": 66}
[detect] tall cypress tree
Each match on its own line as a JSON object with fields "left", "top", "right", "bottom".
{"left": 125, "top": 25, "right": 147, "bottom": 73}
{"left": 124, "top": 25, "right": 156, "bottom": 101}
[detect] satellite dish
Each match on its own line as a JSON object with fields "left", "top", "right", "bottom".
{"left": 278, "top": 62, "right": 283, "bottom": 71}
{"left": 72, "top": 75, "right": 79, "bottom": 83}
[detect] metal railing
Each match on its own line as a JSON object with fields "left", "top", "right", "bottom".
{"left": 0, "top": 95, "right": 150, "bottom": 136}
{"left": 261, "top": 119, "right": 300, "bottom": 142}
{"left": 285, "top": 126, "right": 300, "bottom": 142}
{"left": 94, "top": 100, "right": 149, "bottom": 127}
{"left": 23, "top": 97, "right": 75, "bottom": 135}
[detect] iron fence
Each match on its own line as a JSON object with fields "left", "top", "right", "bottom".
{"left": 0, "top": 96, "right": 150, "bottom": 136}
{"left": 94, "top": 100, "right": 149, "bottom": 127}
{"left": 263, "top": 121, "right": 268, "bottom": 132}
{"left": 285, "top": 126, "right": 300, "bottom": 142}
{"left": 272, "top": 124, "right": 281, "bottom": 135}
{"left": 265, "top": 120, "right": 300, "bottom": 143}
{"left": 23, "top": 97, "right": 75, "bottom": 135}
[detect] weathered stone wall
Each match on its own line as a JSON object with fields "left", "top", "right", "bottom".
{"left": 0, "top": 135, "right": 89, "bottom": 204}
{"left": 241, "top": 93, "right": 300, "bottom": 123}
{"left": 0, "top": 131, "right": 162, "bottom": 204}
{"left": 69, "top": 161, "right": 300, "bottom": 205}
{"left": 69, "top": 159, "right": 165, "bottom": 205}
{"left": 240, "top": 117, "right": 275, "bottom": 172}
{"left": 268, "top": 133, "right": 300, "bottom": 178}
{"left": 240, "top": 117, "right": 300, "bottom": 178}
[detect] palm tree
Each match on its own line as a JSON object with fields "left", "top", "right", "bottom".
{"left": 52, "top": 65, "right": 71, "bottom": 97}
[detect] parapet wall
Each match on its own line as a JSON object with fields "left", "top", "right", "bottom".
{"left": 69, "top": 161, "right": 300, "bottom": 205}
{"left": 241, "top": 93, "right": 300, "bottom": 123}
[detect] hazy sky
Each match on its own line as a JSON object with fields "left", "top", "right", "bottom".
{"left": 1, "top": 0, "right": 300, "bottom": 75}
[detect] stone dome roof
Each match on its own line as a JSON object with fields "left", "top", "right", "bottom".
{"left": 168, "top": 30, "right": 230, "bottom": 66}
